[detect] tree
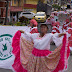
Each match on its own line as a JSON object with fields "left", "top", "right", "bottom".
{"left": 52, "top": 4, "right": 61, "bottom": 10}
{"left": 19, "top": 16, "right": 29, "bottom": 26}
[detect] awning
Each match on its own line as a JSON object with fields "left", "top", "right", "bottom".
{"left": 0, "top": 0, "right": 11, "bottom": 1}
{"left": 10, "top": 6, "right": 23, "bottom": 12}
{"left": 24, "top": 4, "right": 37, "bottom": 8}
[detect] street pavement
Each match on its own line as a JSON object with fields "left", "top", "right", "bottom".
{"left": 0, "top": 45, "right": 72, "bottom": 72}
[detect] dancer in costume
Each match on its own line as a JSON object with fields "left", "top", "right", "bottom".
{"left": 45, "top": 17, "right": 55, "bottom": 26}
{"left": 50, "top": 15, "right": 55, "bottom": 26}
{"left": 29, "top": 19, "right": 38, "bottom": 34}
{"left": 12, "top": 19, "right": 38, "bottom": 72}
{"left": 63, "top": 19, "right": 70, "bottom": 32}
{"left": 70, "top": 15, "right": 72, "bottom": 22}
{"left": 12, "top": 23, "right": 70, "bottom": 72}
{"left": 52, "top": 21, "right": 60, "bottom": 34}
{"left": 67, "top": 22, "right": 72, "bottom": 54}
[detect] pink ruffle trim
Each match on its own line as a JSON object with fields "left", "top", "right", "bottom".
{"left": 32, "top": 48, "right": 51, "bottom": 56}
{"left": 12, "top": 31, "right": 27, "bottom": 72}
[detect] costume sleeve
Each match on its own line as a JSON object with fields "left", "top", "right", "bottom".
{"left": 22, "top": 32, "right": 33, "bottom": 41}
{"left": 23, "top": 32, "right": 38, "bottom": 42}
{"left": 52, "top": 33, "right": 63, "bottom": 47}
{"left": 24, "top": 32, "right": 32, "bottom": 38}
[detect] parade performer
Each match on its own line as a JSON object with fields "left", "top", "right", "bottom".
{"left": 50, "top": 15, "right": 55, "bottom": 26}
{"left": 29, "top": 19, "right": 38, "bottom": 34}
{"left": 54, "top": 13, "right": 58, "bottom": 21}
{"left": 45, "top": 17, "right": 54, "bottom": 26}
{"left": 45, "top": 17, "right": 51, "bottom": 24}
{"left": 67, "top": 22, "right": 72, "bottom": 54}
{"left": 52, "top": 26, "right": 60, "bottom": 34}
{"left": 70, "top": 15, "right": 72, "bottom": 22}
{"left": 12, "top": 19, "right": 38, "bottom": 72}
{"left": 45, "top": 17, "right": 55, "bottom": 26}
{"left": 63, "top": 19, "right": 70, "bottom": 32}
{"left": 12, "top": 23, "right": 70, "bottom": 72}
{"left": 52, "top": 22, "right": 60, "bottom": 34}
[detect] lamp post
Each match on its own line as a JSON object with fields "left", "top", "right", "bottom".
{"left": 4, "top": 0, "right": 9, "bottom": 25}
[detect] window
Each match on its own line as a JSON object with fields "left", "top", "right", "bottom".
{"left": 23, "top": 13, "right": 31, "bottom": 14}
{"left": 24, "top": 0, "right": 26, "bottom": 4}
{"left": 14, "top": 0, "right": 16, "bottom": 4}
{"left": 36, "top": 14, "right": 45, "bottom": 16}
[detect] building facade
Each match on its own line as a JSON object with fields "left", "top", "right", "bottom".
{"left": 10, "top": 0, "right": 24, "bottom": 22}
{"left": 0, "top": 0, "right": 11, "bottom": 24}
{"left": 24, "top": 0, "right": 46, "bottom": 13}
{"left": 0, "top": 0, "right": 48, "bottom": 23}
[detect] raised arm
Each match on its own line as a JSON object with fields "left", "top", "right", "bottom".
{"left": 52, "top": 33, "right": 66, "bottom": 47}
{"left": 19, "top": 30, "right": 24, "bottom": 33}
{"left": 19, "top": 30, "right": 32, "bottom": 38}
{"left": 19, "top": 30, "right": 38, "bottom": 42}
{"left": 58, "top": 32, "right": 66, "bottom": 37}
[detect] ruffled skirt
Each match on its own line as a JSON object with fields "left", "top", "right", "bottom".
{"left": 12, "top": 31, "right": 70, "bottom": 72}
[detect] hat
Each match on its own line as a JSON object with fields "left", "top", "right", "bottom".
{"left": 37, "top": 23, "right": 52, "bottom": 33}
{"left": 30, "top": 19, "right": 38, "bottom": 26}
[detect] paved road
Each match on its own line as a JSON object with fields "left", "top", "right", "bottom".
{"left": 0, "top": 45, "right": 72, "bottom": 72}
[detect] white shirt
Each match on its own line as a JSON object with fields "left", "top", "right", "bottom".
{"left": 24, "top": 32, "right": 63, "bottom": 50}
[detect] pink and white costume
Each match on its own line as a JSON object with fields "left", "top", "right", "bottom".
{"left": 30, "top": 27, "right": 38, "bottom": 34}
{"left": 62, "top": 19, "right": 70, "bottom": 32}
{"left": 52, "top": 26, "right": 60, "bottom": 34}
{"left": 68, "top": 28, "right": 72, "bottom": 51}
{"left": 67, "top": 22, "right": 72, "bottom": 51}
{"left": 29, "top": 19, "right": 39, "bottom": 34}
{"left": 12, "top": 31, "right": 70, "bottom": 72}
{"left": 52, "top": 22, "right": 61, "bottom": 34}
{"left": 45, "top": 18, "right": 55, "bottom": 26}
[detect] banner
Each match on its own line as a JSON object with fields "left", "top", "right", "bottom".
{"left": 0, "top": 26, "right": 30, "bottom": 70}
